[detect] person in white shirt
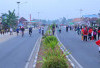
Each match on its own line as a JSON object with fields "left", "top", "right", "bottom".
{"left": 10, "top": 28, "right": 13, "bottom": 35}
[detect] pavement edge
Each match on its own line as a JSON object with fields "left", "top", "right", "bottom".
{"left": 25, "top": 36, "right": 42, "bottom": 68}
{"left": 55, "top": 33, "right": 83, "bottom": 68}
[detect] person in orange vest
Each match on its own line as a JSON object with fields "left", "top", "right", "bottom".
{"left": 81, "top": 28, "right": 84, "bottom": 41}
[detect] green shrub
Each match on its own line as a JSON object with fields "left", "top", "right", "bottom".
{"left": 44, "top": 36, "right": 58, "bottom": 45}
{"left": 41, "top": 33, "right": 68, "bottom": 68}
{"left": 42, "top": 56, "right": 68, "bottom": 68}
{"left": 44, "top": 36, "right": 58, "bottom": 49}
{"left": 44, "top": 46, "right": 65, "bottom": 58}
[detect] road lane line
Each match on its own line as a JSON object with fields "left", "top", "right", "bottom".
{"left": 55, "top": 33, "right": 83, "bottom": 68}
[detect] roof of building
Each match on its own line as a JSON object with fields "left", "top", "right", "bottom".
{"left": 72, "top": 18, "right": 82, "bottom": 22}
{"left": 19, "top": 17, "right": 27, "bottom": 22}
{"left": 82, "top": 14, "right": 99, "bottom": 18}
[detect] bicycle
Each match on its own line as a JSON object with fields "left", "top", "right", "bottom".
{"left": 29, "top": 31, "right": 32, "bottom": 37}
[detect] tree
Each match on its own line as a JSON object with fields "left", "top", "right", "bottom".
{"left": 7, "top": 10, "right": 18, "bottom": 28}
{"left": 1, "top": 10, "right": 18, "bottom": 29}
{"left": 1, "top": 13, "right": 8, "bottom": 29}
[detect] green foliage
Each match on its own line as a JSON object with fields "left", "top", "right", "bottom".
{"left": 44, "top": 36, "right": 58, "bottom": 50}
{"left": 44, "top": 46, "right": 65, "bottom": 58}
{"left": 1, "top": 10, "right": 18, "bottom": 29}
{"left": 42, "top": 56, "right": 68, "bottom": 68}
{"left": 41, "top": 32, "right": 68, "bottom": 68}
{"left": 47, "top": 30, "right": 51, "bottom": 35}
{"left": 7, "top": 10, "right": 18, "bottom": 28}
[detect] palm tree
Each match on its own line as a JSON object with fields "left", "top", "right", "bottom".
{"left": 7, "top": 10, "right": 18, "bottom": 28}
{"left": 1, "top": 13, "right": 8, "bottom": 29}
{"left": 1, "top": 10, "right": 18, "bottom": 29}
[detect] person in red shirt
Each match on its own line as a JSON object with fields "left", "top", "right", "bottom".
{"left": 96, "top": 40, "right": 100, "bottom": 53}
{"left": 88, "top": 27, "right": 93, "bottom": 40}
{"left": 83, "top": 27, "right": 88, "bottom": 41}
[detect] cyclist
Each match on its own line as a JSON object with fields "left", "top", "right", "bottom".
{"left": 29, "top": 27, "right": 32, "bottom": 36}
{"left": 16, "top": 28, "right": 19, "bottom": 36}
{"left": 39, "top": 27, "right": 41, "bottom": 33}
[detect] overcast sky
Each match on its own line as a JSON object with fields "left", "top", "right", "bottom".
{"left": 0, "top": 0, "right": 100, "bottom": 20}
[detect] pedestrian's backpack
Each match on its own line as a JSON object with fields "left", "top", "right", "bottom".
{"left": 84, "top": 30, "right": 87, "bottom": 34}
{"left": 94, "top": 32, "right": 96, "bottom": 35}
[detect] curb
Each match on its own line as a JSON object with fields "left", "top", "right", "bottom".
{"left": 25, "top": 36, "right": 42, "bottom": 68}
{"left": 55, "top": 33, "right": 83, "bottom": 68}
{"left": 33, "top": 36, "right": 42, "bottom": 68}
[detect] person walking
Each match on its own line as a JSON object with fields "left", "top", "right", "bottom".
{"left": 29, "top": 27, "right": 32, "bottom": 36}
{"left": 91, "top": 30, "right": 94, "bottom": 40}
{"left": 21, "top": 27, "right": 25, "bottom": 37}
{"left": 16, "top": 28, "right": 19, "bottom": 36}
{"left": 7, "top": 29, "right": 9, "bottom": 33}
{"left": 81, "top": 28, "right": 84, "bottom": 41}
{"left": 88, "top": 27, "right": 92, "bottom": 41}
{"left": 83, "top": 28, "right": 88, "bottom": 41}
{"left": 98, "top": 27, "right": 100, "bottom": 40}
{"left": 93, "top": 29, "right": 97, "bottom": 40}
{"left": 59, "top": 26, "right": 61, "bottom": 33}
{"left": 77, "top": 26, "right": 80, "bottom": 35}
{"left": 10, "top": 28, "right": 13, "bottom": 35}
{"left": 66, "top": 25, "right": 68, "bottom": 32}
{"left": 52, "top": 24, "right": 55, "bottom": 35}
{"left": 70, "top": 26, "right": 72, "bottom": 30}
{"left": 42, "top": 27, "right": 44, "bottom": 36}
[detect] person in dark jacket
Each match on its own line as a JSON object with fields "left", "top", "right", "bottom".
{"left": 66, "top": 25, "right": 68, "bottom": 32}
{"left": 98, "top": 27, "right": 100, "bottom": 40}
{"left": 52, "top": 24, "right": 55, "bottom": 35}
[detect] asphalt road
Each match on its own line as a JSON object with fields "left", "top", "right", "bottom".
{"left": 0, "top": 28, "right": 46, "bottom": 68}
{"left": 57, "top": 26, "right": 100, "bottom": 68}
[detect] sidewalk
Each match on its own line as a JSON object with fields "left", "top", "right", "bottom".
{"left": 0, "top": 32, "right": 17, "bottom": 43}
{"left": 0, "top": 29, "right": 29, "bottom": 43}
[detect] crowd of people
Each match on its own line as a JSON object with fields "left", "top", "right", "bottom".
{"left": 65, "top": 25, "right": 100, "bottom": 52}
{"left": 0, "top": 29, "right": 9, "bottom": 35}
{"left": 77, "top": 26, "right": 100, "bottom": 41}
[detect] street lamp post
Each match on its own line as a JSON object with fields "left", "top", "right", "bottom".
{"left": 80, "top": 9, "right": 83, "bottom": 25}
{"left": 17, "top": 2, "right": 20, "bottom": 23}
{"left": 17, "top": 2, "right": 20, "bottom": 18}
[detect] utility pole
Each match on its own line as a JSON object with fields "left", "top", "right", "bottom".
{"left": 38, "top": 12, "right": 40, "bottom": 27}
